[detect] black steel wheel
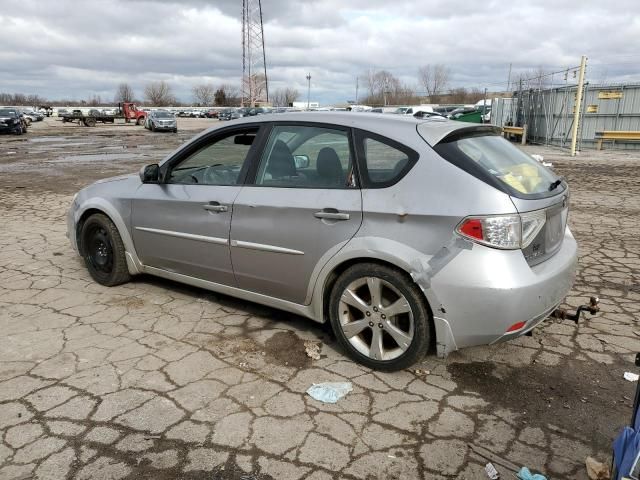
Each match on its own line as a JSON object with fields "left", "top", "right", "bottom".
{"left": 80, "top": 213, "right": 131, "bottom": 286}
{"left": 329, "top": 263, "right": 431, "bottom": 371}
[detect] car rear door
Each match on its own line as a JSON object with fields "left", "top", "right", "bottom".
{"left": 229, "top": 123, "right": 363, "bottom": 304}
{"left": 131, "top": 125, "right": 263, "bottom": 286}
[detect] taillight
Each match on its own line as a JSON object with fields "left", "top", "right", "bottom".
{"left": 456, "top": 211, "right": 546, "bottom": 250}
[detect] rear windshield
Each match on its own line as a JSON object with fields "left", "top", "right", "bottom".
{"left": 433, "top": 133, "right": 561, "bottom": 198}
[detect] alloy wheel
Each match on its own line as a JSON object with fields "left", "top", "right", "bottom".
{"left": 338, "top": 276, "right": 414, "bottom": 361}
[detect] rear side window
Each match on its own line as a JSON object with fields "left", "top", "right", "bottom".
{"left": 433, "top": 133, "right": 561, "bottom": 198}
{"left": 356, "top": 131, "right": 418, "bottom": 188}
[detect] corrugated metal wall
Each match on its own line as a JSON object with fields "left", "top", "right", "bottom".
{"left": 492, "top": 83, "right": 640, "bottom": 150}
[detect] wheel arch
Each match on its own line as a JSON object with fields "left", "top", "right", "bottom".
{"left": 74, "top": 199, "right": 142, "bottom": 275}
{"left": 317, "top": 255, "right": 439, "bottom": 352}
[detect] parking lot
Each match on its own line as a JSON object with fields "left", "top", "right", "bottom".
{"left": 1, "top": 117, "right": 639, "bottom": 479}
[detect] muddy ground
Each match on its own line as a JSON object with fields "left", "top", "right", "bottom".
{"left": 0, "top": 117, "right": 638, "bottom": 479}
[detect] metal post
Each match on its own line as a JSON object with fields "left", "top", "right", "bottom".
{"left": 570, "top": 55, "right": 587, "bottom": 156}
{"left": 306, "top": 73, "right": 311, "bottom": 110}
{"left": 483, "top": 88, "right": 487, "bottom": 123}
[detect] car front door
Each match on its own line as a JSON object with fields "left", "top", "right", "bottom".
{"left": 131, "top": 126, "right": 262, "bottom": 286}
{"left": 230, "top": 123, "right": 363, "bottom": 304}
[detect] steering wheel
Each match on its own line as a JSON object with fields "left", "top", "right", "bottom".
{"left": 204, "top": 164, "right": 236, "bottom": 184}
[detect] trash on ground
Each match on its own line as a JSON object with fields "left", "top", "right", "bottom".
{"left": 585, "top": 456, "right": 610, "bottom": 480}
{"left": 413, "top": 368, "right": 430, "bottom": 376}
{"left": 624, "top": 372, "right": 639, "bottom": 382}
{"left": 306, "top": 382, "right": 353, "bottom": 404}
{"left": 469, "top": 443, "right": 519, "bottom": 473}
{"left": 304, "top": 341, "right": 321, "bottom": 360}
{"left": 531, "top": 154, "right": 553, "bottom": 167}
{"left": 517, "top": 467, "right": 547, "bottom": 480}
{"left": 485, "top": 462, "right": 499, "bottom": 479}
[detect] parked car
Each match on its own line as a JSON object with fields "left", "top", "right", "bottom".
{"left": 254, "top": 107, "right": 273, "bottom": 115}
{"left": 144, "top": 110, "right": 178, "bottom": 132}
{"left": 393, "top": 107, "right": 409, "bottom": 114}
{"left": 205, "top": 110, "right": 219, "bottom": 118}
{"left": 22, "top": 110, "right": 44, "bottom": 122}
{"left": 404, "top": 105, "right": 434, "bottom": 116}
{"left": 218, "top": 108, "right": 243, "bottom": 121}
{"left": 0, "top": 108, "right": 26, "bottom": 134}
{"left": 68, "top": 113, "right": 575, "bottom": 370}
{"left": 447, "top": 106, "right": 478, "bottom": 119}
{"left": 56, "top": 109, "right": 69, "bottom": 117}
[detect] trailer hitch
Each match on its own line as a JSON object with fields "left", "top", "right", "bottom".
{"left": 551, "top": 296, "right": 599, "bottom": 324}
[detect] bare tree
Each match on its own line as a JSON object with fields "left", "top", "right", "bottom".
{"left": 271, "top": 87, "right": 300, "bottom": 107}
{"left": 214, "top": 84, "right": 240, "bottom": 106}
{"left": 418, "top": 64, "right": 451, "bottom": 102}
{"left": 114, "top": 83, "right": 135, "bottom": 103}
{"left": 360, "top": 69, "right": 421, "bottom": 106}
{"left": 516, "top": 66, "right": 550, "bottom": 91}
{"left": 192, "top": 84, "right": 216, "bottom": 106}
{"left": 144, "top": 81, "right": 176, "bottom": 106}
{"left": 242, "top": 74, "right": 267, "bottom": 106}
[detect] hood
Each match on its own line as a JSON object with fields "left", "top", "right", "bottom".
{"left": 93, "top": 173, "right": 136, "bottom": 185}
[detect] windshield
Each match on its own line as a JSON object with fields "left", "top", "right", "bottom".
{"left": 434, "top": 133, "right": 561, "bottom": 197}
{"left": 154, "top": 111, "right": 173, "bottom": 118}
{"left": 0, "top": 109, "right": 17, "bottom": 116}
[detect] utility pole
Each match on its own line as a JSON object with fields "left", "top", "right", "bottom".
{"left": 570, "top": 55, "right": 587, "bottom": 157}
{"left": 306, "top": 73, "right": 311, "bottom": 110}
{"left": 483, "top": 88, "right": 487, "bottom": 123}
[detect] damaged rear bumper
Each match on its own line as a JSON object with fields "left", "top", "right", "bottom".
{"left": 429, "top": 227, "right": 578, "bottom": 351}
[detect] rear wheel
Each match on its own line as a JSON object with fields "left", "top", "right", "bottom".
{"left": 329, "top": 263, "right": 431, "bottom": 371}
{"left": 80, "top": 213, "right": 131, "bottom": 286}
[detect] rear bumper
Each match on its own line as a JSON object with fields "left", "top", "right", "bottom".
{"left": 430, "top": 227, "right": 578, "bottom": 349}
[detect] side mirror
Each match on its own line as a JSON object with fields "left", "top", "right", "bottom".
{"left": 139, "top": 164, "right": 160, "bottom": 184}
{"left": 294, "top": 154, "right": 310, "bottom": 169}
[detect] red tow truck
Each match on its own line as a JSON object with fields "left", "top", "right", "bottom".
{"left": 60, "top": 103, "right": 147, "bottom": 127}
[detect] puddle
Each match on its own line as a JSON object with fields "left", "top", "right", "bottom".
{"left": 28, "top": 136, "right": 70, "bottom": 143}
{"left": 54, "top": 152, "right": 143, "bottom": 163}
{"left": 264, "top": 331, "right": 312, "bottom": 368}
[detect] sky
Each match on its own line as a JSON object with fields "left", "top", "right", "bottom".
{"left": 1, "top": 0, "right": 639, "bottom": 105}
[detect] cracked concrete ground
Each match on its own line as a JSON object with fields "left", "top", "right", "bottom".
{"left": 0, "top": 118, "right": 638, "bottom": 479}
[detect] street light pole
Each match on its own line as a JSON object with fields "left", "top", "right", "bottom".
{"left": 306, "top": 73, "right": 311, "bottom": 110}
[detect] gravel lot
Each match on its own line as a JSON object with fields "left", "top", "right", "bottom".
{"left": 0, "top": 117, "right": 638, "bottom": 479}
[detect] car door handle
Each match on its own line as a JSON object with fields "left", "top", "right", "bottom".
{"left": 203, "top": 202, "right": 228, "bottom": 213}
{"left": 314, "top": 210, "right": 350, "bottom": 221}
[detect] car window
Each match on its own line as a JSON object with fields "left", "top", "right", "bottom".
{"left": 167, "top": 128, "right": 258, "bottom": 186}
{"left": 362, "top": 136, "right": 414, "bottom": 185}
{"left": 255, "top": 125, "right": 354, "bottom": 188}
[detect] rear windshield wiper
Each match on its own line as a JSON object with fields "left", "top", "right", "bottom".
{"left": 549, "top": 178, "right": 563, "bottom": 191}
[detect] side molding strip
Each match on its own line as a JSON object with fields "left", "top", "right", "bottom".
{"left": 135, "top": 227, "right": 228, "bottom": 246}
{"left": 230, "top": 239, "right": 304, "bottom": 255}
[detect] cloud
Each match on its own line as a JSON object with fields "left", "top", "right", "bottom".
{"left": 0, "top": 0, "right": 638, "bottom": 104}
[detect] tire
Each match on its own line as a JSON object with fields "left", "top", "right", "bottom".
{"left": 136, "top": 117, "right": 144, "bottom": 126}
{"left": 328, "top": 263, "right": 431, "bottom": 371}
{"left": 173, "top": 128, "right": 178, "bottom": 133}
{"left": 151, "top": 123, "right": 156, "bottom": 132}
{"left": 80, "top": 213, "right": 131, "bottom": 287}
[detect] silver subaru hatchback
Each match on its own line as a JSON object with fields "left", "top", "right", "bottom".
{"left": 67, "top": 113, "right": 577, "bottom": 370}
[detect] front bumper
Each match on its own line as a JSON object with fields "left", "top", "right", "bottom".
{"left": 66, "top": 200, "right": 79, "bottom": 253}
{"left": 153, "top": 123, "right": 177, "bottom": 131}
{"left": 430, "top": 227, "right": 578, "bottom": 349}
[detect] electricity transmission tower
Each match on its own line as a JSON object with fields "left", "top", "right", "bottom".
{"left": 241, "top": 0, "right": 268, "bottom": 106}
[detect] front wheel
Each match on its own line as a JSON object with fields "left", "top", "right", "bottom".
{"left": 329, "top": 263, "right": 431, "bottom": 371}
{"left": 136, "top": 117, "right": 144, "bottom": 126}
{"left": 150, "top": 123, "right": 155, "bottom": 132}
{"left": 80, "top": 213, "right": 131, "bottom": 286}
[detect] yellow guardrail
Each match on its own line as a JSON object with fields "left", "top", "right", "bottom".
{"left": 595, "top": 131, "right": 640, "bottom": 150}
